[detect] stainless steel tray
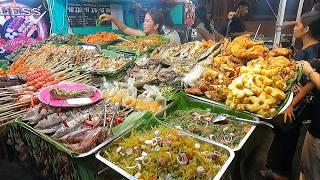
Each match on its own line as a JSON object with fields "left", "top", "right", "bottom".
{"left": 185, "top": 95, "right": 257, "bottom": 151}
{"left": 16, "top": 107, "right": 142, "bottom": 158}
{"left": 16, "top": 120, "right": 117, "bottom": 158}
{"left": 95, "top": 128, "right": 235, "bottom": 180}
{"left": 187, "top": 93, "right": 293, "bottom": 120}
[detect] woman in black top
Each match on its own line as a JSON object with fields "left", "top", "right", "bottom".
{"left": 299, "top": 60, "right": 320, "bottom": 180}
{"left": 262, "top": 12, "right": 320, "bottom": 180}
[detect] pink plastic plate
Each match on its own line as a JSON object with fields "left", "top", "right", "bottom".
{"left": 38, "top": 83, "right": 102, "bottom": 107}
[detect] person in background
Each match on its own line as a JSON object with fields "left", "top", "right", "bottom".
{"left": 226, "top": 0, "right": 254, "bottom": 37}
{"left": 298, "top": 59, "right": 320, "bottom": 180}
{"left": 192, "top": 7, "right": 223, "bottom": 41}
{"left": 162, "top": 9, "right": 181, "bottom": 44}
{"left": 218, "top": 11, "right": 237, "bottom": 36}
{"left": 262, "top": 12, "right": 320, "bottom": 180}
{"left": 99, "top": 10, "right": 163, "bottom": 36}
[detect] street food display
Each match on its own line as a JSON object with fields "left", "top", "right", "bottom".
{"left": 23, "top": 102, "right": 131, "bottom": 153}
{"left": 223, "top": 34, "right": 269, "bottom": 60}
{"left": 102, "top": 82, "right": 167, "bottom": 113}
{"left": 124, "top": 60, "right": 187, "bottom": 88}
{"left": 114, "top": 35, "right": 167, "bottom": 53}
{"left": 185, "top": 35, "right": 298, "bottom": 118}
{"left": 6, "top": 44, "right": 97, "bottom": 75}
{"left": 226, "top": 56, "right": 296, "bottom": 117}
{"left": 165, "top": 109, "right": 252, "bottom": 149}
{"left": 84, "top": 54, "right": 134, "bottom": 74}
{"left": 185, "top": 54, "right": 243, "bottom": 102}
{"left": 81, "top": 32, "right": 119, "bottom": 45}
{"left": 1, "top": 32, "right": 301, "bottom": 180}
{"left": 101, "top": 127, "right": 229, "bottom": 179}
{"left": 150, "top": 40, "right": 218, "bottom": 65}
{"left": 0, "top": 66, "right": 91, "bottom": 126}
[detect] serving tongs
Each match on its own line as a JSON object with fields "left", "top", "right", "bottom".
{"left": 109, "top": 103, "right": 120, "bottom": 129}
{"left": 212, "top": 114, "right": 274, "bottom": 128}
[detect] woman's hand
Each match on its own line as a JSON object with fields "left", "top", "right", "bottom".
{"left": 302, "top": 61, "right": 314, "bottom": 76}
{"left": 99, "top": 14, "right": 113, "bottom": 22}
{"left": 293, "top": 83, "right": 302, "bottom": 94}
{"left": 283, "top": 105, "right": 295, "bottom": 123}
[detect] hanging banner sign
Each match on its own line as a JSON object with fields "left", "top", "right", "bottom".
{"left": 0, "top": 0, "right": 51, "bottom": 58}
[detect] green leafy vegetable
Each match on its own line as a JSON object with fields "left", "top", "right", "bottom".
{"left": 96, "top": 19, "right": 102, "bottom": 27}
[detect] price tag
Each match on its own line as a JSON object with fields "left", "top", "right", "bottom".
{"left": 67, "top": 98, "right": 92, "bottom": 105}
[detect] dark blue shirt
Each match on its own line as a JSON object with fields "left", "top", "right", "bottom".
{"left": 293, "top": 44, "right": 320, "bottom": 139}
{"left": 293, "top": 43, "right": 320, "bottom": 61}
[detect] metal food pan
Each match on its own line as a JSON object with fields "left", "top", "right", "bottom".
{"left": 187, "top": 93, "right": 293, "bottom": 120}
{"left": 96, "top": 127, "right": 235, "bottom": 180}
{"left": 16, "top": 120, "right": 115, "bottom": 158}
{"left": 15, "top": 109, "right": 141, "bottom": 158}
{"left": 172, "top": 94, "right": 258, "bottom": 151}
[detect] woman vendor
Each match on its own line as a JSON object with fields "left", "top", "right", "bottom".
{"left": 99, "top": 10, "right": 181, "bottom": 44}
{"left": 262, "top": 12, "right": 320, "bottom": 180}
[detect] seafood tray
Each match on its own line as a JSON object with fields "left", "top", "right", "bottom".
{"left": 96, "top": 125, "right": 235, "bottom": 180}
{"left": 164, "top": 92, "right": 258, "bottom": 151}
{"left": 82, "top": 50, "right": 137, "bottom": 76}
{"left": 150, "top": 41, "right": 222, "bottom": 67}
{"left": 16, "top": 119, "right": 116, "bottom": 158}
{"left": 123, "top": 60, "right": 185, "bottom": 89}
{"left": 17, "top": 102, "right": 144, "bottom": 158}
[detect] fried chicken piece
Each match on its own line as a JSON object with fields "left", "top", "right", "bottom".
{"left": 226, "top": 34, "right": 269, "bottom": 60}
{"left": 185, "top": 86, "right": 204, "bottom": 95}
{"left": 269, "top": 48, "right": 292, "bottom": 58}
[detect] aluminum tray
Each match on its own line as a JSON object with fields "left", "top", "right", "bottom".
{"left": 16, "top": 120, "right": 116, "bottom": 158}
{"left": 86, "top": 58, "right": 136, "bottom": 76}
{"left": 15, "top": 108, "right": 144, "bottom": 158}
{"left": 187, "top": 93, "right": 294, "bottom": 120}
{"left": 96, "top": 128, "right": 235, "bottom": 180}
{"left": 183, "top": 96, "right": 257, "bottom": 151}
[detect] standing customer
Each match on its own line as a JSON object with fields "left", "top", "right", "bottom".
{"left": 299, "top": 60, "right": 320, "bottom": 180}
{"left": 192, "top": 7, "right": 222, "bottom": 41}
{"left": 262, "top": 12, "right": 320, "bottom": 180}
{"left": 162, "top": 9, "right": 181, "bottom": 44}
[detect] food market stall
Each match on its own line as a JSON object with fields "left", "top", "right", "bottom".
{"left": 0, "top": 30, "right": 301, "bottom": 179}
{"left": 0, "top": 0, "right": 310, "bottom": 179}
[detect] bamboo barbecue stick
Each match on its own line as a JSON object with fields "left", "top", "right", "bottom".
{"left": 52, "top": 66, "right": 82, "bottom": 79}
{"left": 0, "top": 110, "right": 14, "bottom": 116}
{"left": 0, "top": 100, "right": 30, "bottom": 110}
{"left": 0, "top": 91, "right": 31, "bottom": 97}
{"left": 0, "top": 113, "right": 21, "bottom": 121}
{"left": 67, "top": 76, "right": 91, "bottom": 83}
{"left": 65, "top": 74, "right": 91, "bottom": 82}
{"left": 0, "top": 109, "right": 26, "bottom": 117}
{"left": 0, "top": 110, "right": 27, "bottom": 121}
{"left": 50, "top": 58, "right": 70, "bottom": 70}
